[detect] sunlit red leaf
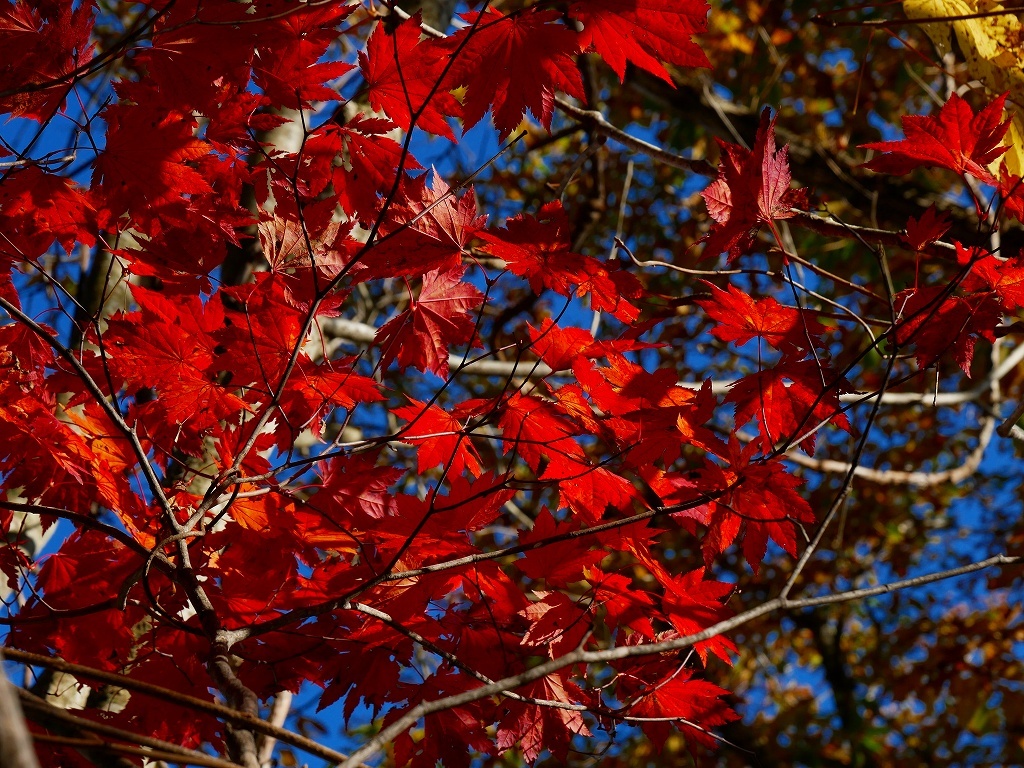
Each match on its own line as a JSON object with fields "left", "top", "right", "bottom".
{"left": 361, "top": 14, "right": 460, "bottom": 140}
{"left": 376, "top": 265, "right": 485, "bottom": 378}
{"left": 861, "top": 92, "right": 1009, "bottom": 184}
{"left": 569, "top": 0, "right": 710, "bottom": 81}
{"left": 393, "top": 397, "right": 481, "bottom": 476}
{"left": 701, "top": 108, "right": 808, "bottom": 261}
{"left": 442, "top": 7, "right": 585, "bottom": 139}
{"left": 725, "top": 359, "right": 851, "bottom": 453}
{"left": 697, "top": 281, "right": 825, "bottom": 355}
{"left": 478, "top": 201, "right": 642, "bottom": 322}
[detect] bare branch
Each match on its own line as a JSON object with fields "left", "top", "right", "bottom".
{"left": 17, "top": 688, "right": 245, "bottom": 768}
{"left": 0, "top": 650, "right": 41, "bottom": 768}
{"left": 340, "top": 553, "right": 1021, "bottom": 767}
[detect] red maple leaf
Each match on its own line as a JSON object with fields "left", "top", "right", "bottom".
{"left": 0, "top": 0, "right": 94, "bottom": 120}
{"left": 496, "top": 392, "right": 586, "bottom": 473}
{"left": 585, "top": 569, "right": 657, "bottom": 637}
{"left": 93, "top": 104, "right": 213, "bottom": 214}
{"left": 496, "top": 672, "right": 591, "bottom": 763}
{"left": 725, "top": 359, "right": 851, "bottom": 454}
{"left": 477, "top": 201, "right": 642, "bottom": 322}
{"left": 697, "top": 443, "right": 816, "bottom": 571}
{"left": 999, "top": 164, "right": 1024, "bottom": 223}
{"left": 861, "top": 92, "right": 1009, "bottom": 184}
{"left": 316, "top": 454, "right": 404, "bottom": 524}
{"left": 375, "top": 265, "right": 485, "bottom": 378}
{"left": 658, "top": 567, "right": 737, "bottom": 664}
{"left": 361, "top": 14, "right": 461, "bottom": 140}
{"left": 516, "top": 508, "right": 606, "bottom": 587}
{"left": 541, "top": 453, "right": 643, "bottom": 525}
{"left": 329, "top": 114, "right": 417, "bottom": 220}
{"left": 701, "top": 108, "right": 808, "bottom": 261}
{"left": 392, "top": 671, "right": 496, "bottom": 768}
{"left": 527, "top": 320, "right": 604, "bottom": 371}
{"left": 365, "top": 172, "right": 485, "bottom": 280}
{"left": 104, "top": 287, "right": 250, "bottom": 434}
{"left": 894, "top": 284, "right": 1001, "bottom": 375}
{"left": 0, "top": 167, "right": 95, "bottom": 259}
{"left": 629, "top": 673, "right": 739, "bottom": 752}
{"left": 393, "top": 397, "right": 482, "bottom": 477}
{"left": 426, "top": 472, "right": 514, "bottom": 538}
{"left": 959, "top": 244, "right": 1024, "bottom": 312}
{"left": 696, "top": 281, "right": 825, "bottom": 356}
{"left": 442, "top": 7, "right": 585, "bottom": 139}
{"left": 520, "top": 590, "right": 590, "bottom": 658}
{"left": 902, "top": 206, "right": 952, "bottom": 251}
{"left": 252, "top": 4, "right": 354, "bottom": 109}
{"left": 568, "top": 0, "right": 710, "bottom": 82}
{"left": 277, "top": 359, "right": 383, "bottom": 449}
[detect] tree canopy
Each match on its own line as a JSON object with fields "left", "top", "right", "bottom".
{"left": 1, "top": 1, "right": 1023, "bottom": 767}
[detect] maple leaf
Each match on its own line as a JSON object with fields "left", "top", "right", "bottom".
{"left": 393, "top": 679, "right": 496, "bottom": 768}
{"left": 364, "top": 172, "right": 485, "bottom": 280}
{"left": 258, "top": 207, "right": 352, "bottom": 278}
{"left": 658, "top": 567, "right": 737, "bottom": 664}
{"left": 277, "top": 358, "right": 383, "bottom": 448}
{"left": 478, "top": 201, "right": 642, "bottom": 322}
{"left": 252, "top": 4, "right": 354, "bottom": 108}
{"left": 696, "top": 281, "right": 826, "bottom": 356}
{"left": 427, "top": 472, "right": 514, "bottom": 539}
{"left": 861, "top": 92, "right": 1009, "bottom": 184}
{"left": 321, "top": 644, "right": 408, "bottom": 723}
{"left": 696, "top": 443, "right": 816, "bottom": 571}
{"left": 375, "top": 265, "right": 485, "bottom": 378}
{"left": 217, "top": 274, "right": 353, "bottom": 408}
{"left": 629, "top": 673, "right": 739, "bottom": 752}
{"left": 0, "top": 167, "right": 95, "bottom": 259}
{"left": 58, "top": 406, "right": 154, "bottom": 546}
{"left": 496, "top": 391, "right": 587, "bottom": 473}
{"left": 393, "top": 397, "right": 481, "bottom": 476}
{"left": 894, "top": 284, "right": 1002, "bottom": 375}
{"left": 701, "top": 108, "right": 808, "bottom": 261}
{"left": 117, "top": 2, "right": 259, "bottom": 117}
{"left": 0, "top": 0, "right": 94, "bottom": 120}
{"left": 903, "top": 206, "right": 952, "bottom": 251}
{"left": 442, "top": 7, "right": 585, "bottom": 139}
{"left": 960, "top": 244, "right": 1024, "bottom": 311}
{"left": 104, "top": 287, "right": 250, "bottom": 436}
{"left": 520, "top": 590, "right": 591, "bottom": 658}
{"left": 726, "top": 359, "right": 852, "bottom": 454}
{"left": 568, "top": 0, "right": 710, "bottom": 82}
{"left": 525, "top": 319, "right": 615, "bottom": 372}
{"left": 575, "top": 356, "right": 724, "bottom": 463}
{"left": 584, "top": 569, "right": 657, "bottom": 637}
{"left": 93, "top": 104, "right": 213, "bottom": 214}
{"left": 516, "top": 508, "right": 606, "bottom": 587}
{"left": 315, "top": 454, "right": 404, "bottom": 525}
{"left": 496, "top": 672, "right": 592, "bottom": 763}
{"left": 0, "top": 380, "right": 97, "bottom": 502}
{"left": 326, "top": 115, "right": 417, "bottom": 219}
{"left": 999, "top": 164, "right": 1024, "bottom": 223}
{"left": 361, "top": 14, "right": 460, "bottom": 140}
{"left": 542, "top": 454, "right": 643, "bottom": 525}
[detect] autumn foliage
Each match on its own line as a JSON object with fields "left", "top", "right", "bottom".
{"left": 1, "top": 1, "right": 1023, "bottom": 767}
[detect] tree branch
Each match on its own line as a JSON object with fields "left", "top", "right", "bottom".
{"left": 340, "top": 553, "right": 1022, "bottom": 767}
{"left": 0, "top": 649, "right": 41, "bottom": 768}
{"left": 17, "top": 688, "right": 245, "bottom": 768}
{"left": 1, "top": 648, "right": 354, "bottom": 767}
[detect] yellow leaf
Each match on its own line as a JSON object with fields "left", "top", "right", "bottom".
{"left": 903, "top": 0, "right": 965, "bottom": 55}
{"left": 903, "top": 0, "right": 1024, "bottom": 173}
